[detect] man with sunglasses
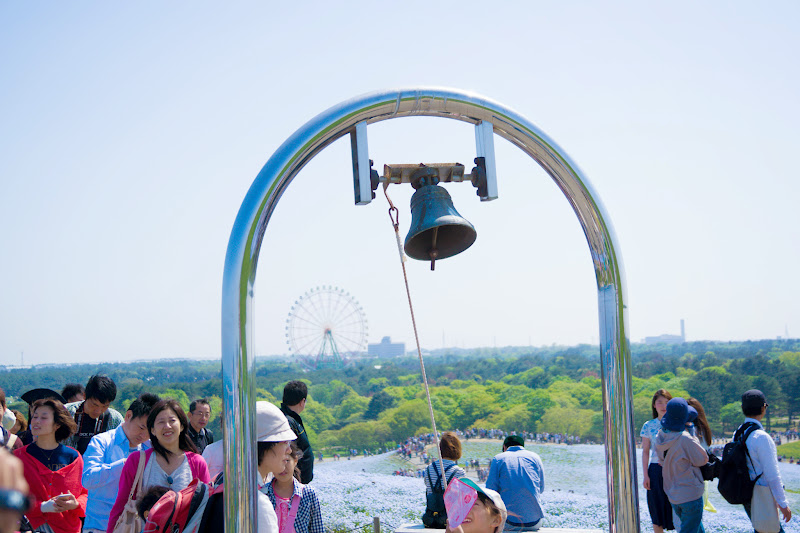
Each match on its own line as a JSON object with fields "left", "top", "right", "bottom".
{"left": 738, "top": 389, "right": 792, "bottom": 531}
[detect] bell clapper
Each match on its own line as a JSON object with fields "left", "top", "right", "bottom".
{"left": 429, "top": 227, "right": 439, "bottom": 271}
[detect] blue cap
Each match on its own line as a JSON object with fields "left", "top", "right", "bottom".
{"left": 661, "top": 398, "right": 689, "bottom": 432}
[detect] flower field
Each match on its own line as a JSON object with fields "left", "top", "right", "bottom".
{"left": 313, "top": 442, "right": 800, "bottom": 532}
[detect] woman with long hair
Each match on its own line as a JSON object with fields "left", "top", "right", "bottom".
{"left": 13, "top": 398, "right": 87, "bottom": 533}
{"left": 641, "top": 389, "right": 674, "bottom": 532}
{"left": 686, "top": 398, "right": 712, "bottom": 449}
{"left": 107, "top": 399, "right": 210, "bottom": 531}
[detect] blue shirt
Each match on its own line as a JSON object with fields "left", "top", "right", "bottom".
{"left": 486, "top": 446, "right": 545, "bottom": 527}
{"left": 81, "top": 424, "right": 150, "bottom": 531}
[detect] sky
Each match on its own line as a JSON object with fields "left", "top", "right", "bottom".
{"left": 1, "top": 2, "right": 798, "bottom": 366}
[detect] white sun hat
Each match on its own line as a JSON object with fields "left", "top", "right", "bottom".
{"left": 255, "top": 401, "right": 297, "bottom": 442}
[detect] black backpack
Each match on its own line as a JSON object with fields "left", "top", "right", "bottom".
{"left": 422, "top": 463, "right": 455, "bottom": 529}
{"left": 717, "top": 422, "right": 761, "bottom": 504}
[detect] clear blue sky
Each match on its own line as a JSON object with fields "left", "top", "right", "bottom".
{"left": 2, "top": 2, "right": 798, "bottom": 366}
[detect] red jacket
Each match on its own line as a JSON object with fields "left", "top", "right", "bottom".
{"left": 14, "top": 444, "right": 87, "bottom": 533}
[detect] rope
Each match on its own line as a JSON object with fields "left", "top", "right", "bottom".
{"left": 382, "top": 184, "right": 448, "bottom": 489}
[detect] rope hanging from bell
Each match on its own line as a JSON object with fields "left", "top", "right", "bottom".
{"left": 383, "top": 183, "right": 447, "bottom": 482}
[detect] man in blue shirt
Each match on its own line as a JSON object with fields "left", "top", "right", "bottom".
{"left": 486, "top": 435, "right": 545, "bottom": 531}
{"left": 81, "top": 393, "right": 159, "bottom": 533}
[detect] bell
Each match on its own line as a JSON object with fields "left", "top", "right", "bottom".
{"left": 404, "top": 183, "right": 477, "bottom": 270}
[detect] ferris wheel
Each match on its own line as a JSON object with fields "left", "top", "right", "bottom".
{"left": 285, "top": 286, "right": 368, "bottom": 368}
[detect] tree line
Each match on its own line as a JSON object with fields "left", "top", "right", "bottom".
{"left": 2, "top": 338, "right": 799, "bottom": 451}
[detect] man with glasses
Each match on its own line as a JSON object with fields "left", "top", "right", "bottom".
{"left": 187, "top": 398, "right": 214, "bottom": 453}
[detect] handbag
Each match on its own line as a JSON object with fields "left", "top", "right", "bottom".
{"left": 112, "top": 450, "right": 147, "bottom": 533}
{"left": 699, "top": 450, "right": 720, "bottom": 481}
{"left": 750, "top": 484, "right": 780, "bottom": 533}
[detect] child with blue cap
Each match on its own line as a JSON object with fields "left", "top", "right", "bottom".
{"left": 654, "top": 398, "right": 708, "bottom": 533}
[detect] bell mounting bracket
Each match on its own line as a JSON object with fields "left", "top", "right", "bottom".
{"left": 351, "top": 120, "right": 499, "bottom": 204}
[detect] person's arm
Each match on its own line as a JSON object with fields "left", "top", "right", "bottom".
{"left": 641, "top": 437, "right": 651, "bottom": 490}
{"left": 107, "top": 451, "right": 140, "bottom": 531}
{"left": 686, "top": 435, "right": 709, "bottom": 467}
{"left": 81, "top": 434, "right": 125, "bottom": 490}
{"left": 2, "top": 449, "right": 30, "bottom": 533}
{"left": 757, "top": 434, "right": 789, "bottom": 510}
{"left": 189, "top": 453, "right": 211, "bottom": 483}
{"left": 536, "top": 455, "right": 545, "bottom": 493}
{"left": 485, "top": 458, "right": 499, "bottom": 491}
{"left": 423, "top": 466, "right": 432, "bottom": 495}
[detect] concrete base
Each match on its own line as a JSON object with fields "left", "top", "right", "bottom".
{"left": 393, "top": 525, "right": 601, "bottom": 533}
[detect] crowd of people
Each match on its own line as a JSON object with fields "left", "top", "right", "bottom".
{"left": 1, "top": 377, "right": 797, "bottom": 533}
{"left": 641, "top": 388, "right": 792, "bottom": 533}
{"left": 0, "top": 378, "right": 321, "bottom": 533}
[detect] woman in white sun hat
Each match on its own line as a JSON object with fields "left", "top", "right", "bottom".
{"left": 201, "top": 401, "right": 296, "bottom": 533}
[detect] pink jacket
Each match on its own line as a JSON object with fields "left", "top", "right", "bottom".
{"left": 107, "top": 448, "right": 210, "bottom": 531}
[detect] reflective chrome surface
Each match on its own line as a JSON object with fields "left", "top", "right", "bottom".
{"left": 222, "top": 87, "right": 638, "bottom": 532}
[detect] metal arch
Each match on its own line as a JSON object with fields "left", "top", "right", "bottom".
{"left": 221, "top": 87, "right": 639, "bottom": 533}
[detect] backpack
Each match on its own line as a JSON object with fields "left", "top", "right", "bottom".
{"left": 717, "top": 422, "right": 761, "bottom": 504}
{"left": 144, "top": 479, "right": 221, "bottom": 533}
{"left": 422, "top": 462, "right": 455, "bottom": 529}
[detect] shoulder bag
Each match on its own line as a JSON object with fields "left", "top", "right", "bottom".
{"left": 750, "top": 484, "right": 780, "bottom": 533}
{"left": 112, "top": 450, "right": 147, "bottom": 533}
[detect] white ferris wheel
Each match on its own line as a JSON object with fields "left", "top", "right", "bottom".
{"left": 285, "top": 286, "right": 369, "bottom": 368}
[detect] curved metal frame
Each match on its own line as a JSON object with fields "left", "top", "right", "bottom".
{"left": 222, "top": 87, "right": 639, "bottom": 532}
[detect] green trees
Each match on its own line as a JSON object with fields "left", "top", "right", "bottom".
{"left": 6, "top": 338, "right": 800, "bottom": 449}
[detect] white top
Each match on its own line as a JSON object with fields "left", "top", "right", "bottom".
{"left": 258, "top": 490, "right": 279, "bottom": 533}
{"left": 202, "top": 440, "right": 224, "bottom": 481}
{"left": 640, "top": 418, "right": 661, "bottom": 463}
{"left": 143, "top": 453, "right": 193, "bottom": 492}
{"left": 741, "top": 418, "right": 788, "bottom": 509}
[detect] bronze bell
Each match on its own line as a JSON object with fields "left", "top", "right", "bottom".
{"left": 404, "top": 174, "right": 477, "bottom": 270}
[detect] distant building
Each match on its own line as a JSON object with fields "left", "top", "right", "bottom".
{"left": 368, "top": 336, "right": 405, "bottom": 357}
{"left": 644, "top": 319, "right": 686, "bottom": 345}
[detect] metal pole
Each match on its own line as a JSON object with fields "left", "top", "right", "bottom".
{"left": 221, "top": 87, "right": 638, "bottom": 532}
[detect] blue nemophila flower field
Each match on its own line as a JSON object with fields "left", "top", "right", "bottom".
{"left": 314, "top": 444, "right": 799, "bottom": 533}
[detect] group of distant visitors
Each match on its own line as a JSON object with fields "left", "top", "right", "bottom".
{"left": 641, "top": 388, "right": 792, "bottom": 533}
{"left": 0, "top": 377, "right": 319, "bottom": 533}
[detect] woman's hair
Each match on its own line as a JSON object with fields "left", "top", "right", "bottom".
{"left": 32, "top": 398, "right": 77, "bottom": 442}
{"left": 477, "top": 492, "right": 503, "bottom": 533}
{"left": 439, "top": 431, "right": 462, "bottom": 461}
{"left": 687, "top": 397, "right": 712, "bottom": 446}
{"left": 288, "top": 442, "right": 304, "bottom": 481}
{"left": 147, "top": 399, "right": 197, "bottom": 459}
{"left": 137, "top": 485, "right": 170, "bottom": 520}
{"left": 11, "top": 409, "right": 27, "bottom": 433}
{"left": 651, "top": 389, "right": 673, "bottom": 419}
